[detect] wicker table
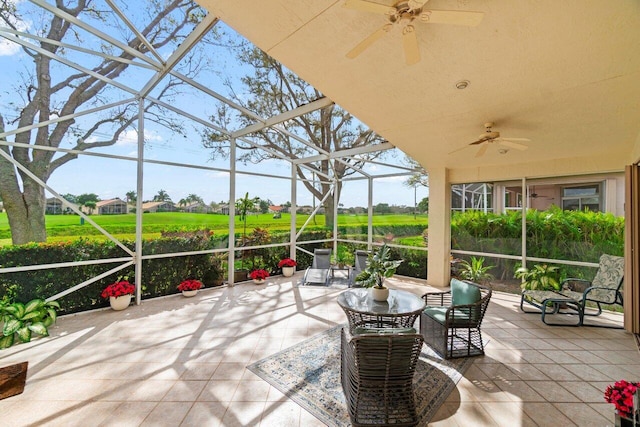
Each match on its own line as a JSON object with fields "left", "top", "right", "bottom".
{"left": 337, "top": 288, "right": 425, "bottom": 332}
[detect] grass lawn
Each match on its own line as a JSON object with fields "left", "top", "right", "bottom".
{"left": 0, "top": 212, "right": 428, "bottom": 244}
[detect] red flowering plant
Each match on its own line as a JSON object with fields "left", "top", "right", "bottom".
{"left": 249, "top": 269, "right": 270, "bottom": 280}
{"left": 278, "top": 258, "right": 297, "bottom": 268}
{"left": 177, "top": 279, "right": 204, "bottom": 292}
{"left": 101, "top": 280, "right": 135, "bottom": 299}
{"left": 604, "top": 380, "right": 640, "bottom": 418}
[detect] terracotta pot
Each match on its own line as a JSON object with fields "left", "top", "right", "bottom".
{"left": 182, "top": 290, "right": 198, "bottom": 297}
{"left": 371, "top": 287, "right": 389, "bottom": 302}
{"left": 109, "top": 294, "right": 132, "bottom": 311}
{"left": 282, "top": 266, "right": 295, "bottom": 277}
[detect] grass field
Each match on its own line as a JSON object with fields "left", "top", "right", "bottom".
{"left": 0, "top": 212, "right": 428, "bottom": 245}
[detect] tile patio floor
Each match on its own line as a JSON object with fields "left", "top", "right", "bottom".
{"left": 0, "top": 273, "right": 636, "bottom": 426}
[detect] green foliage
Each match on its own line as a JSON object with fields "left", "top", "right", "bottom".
{"left": 458, "top": 257, "right": 494, "bottom": 283}
{"left": 515, "top": 264, "right": 561, "bottom": 291}
{"left": 451, "top": 207, "right": 624, "bottom": 280}
{"left": 355, "top": 244, "right": 403, "bottom": 288}
{"left": 0, "top": 299, "right": 60, "bottom": 349}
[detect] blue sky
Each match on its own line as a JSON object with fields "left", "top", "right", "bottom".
{"left": 0, "top": 1, "right": 427, "bottom": 208}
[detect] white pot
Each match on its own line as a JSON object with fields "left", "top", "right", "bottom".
{"left": 371, "top": 287, "right": 389, "bottom": 302}
{"left": 253, "top": 279, "right": 265, "bottom": 285}
{"left": 109, "top": 294, "right": 132, "bottom": 311}
{"left": 282, "top": 266, "right": 295, "bottom": 277}
{"left": 182, "top": 290, "right": 198, "bottom": 297}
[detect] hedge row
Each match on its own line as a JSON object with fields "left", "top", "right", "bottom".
{"left": 451, "top": 207, "right": 624, "bottom": 280}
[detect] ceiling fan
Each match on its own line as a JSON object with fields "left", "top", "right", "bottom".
{"left": 343, "top": 0, "right": 484, "bottom": 65}
{"left": 450, "top": 122, "right": 531, "bottom": 158}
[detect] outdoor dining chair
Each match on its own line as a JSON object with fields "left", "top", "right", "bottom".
{"left": 340, "top": 327, "right": 424, "bottom": 426}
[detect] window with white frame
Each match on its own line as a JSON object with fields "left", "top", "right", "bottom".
{"left": 561, "top": 183, "right": 602, "bottom": 212}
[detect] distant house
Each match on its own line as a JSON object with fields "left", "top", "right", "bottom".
{"left": 95, "top": 198, "right": 127, "bottom": 215}
{"left": 182, "top": 202, "right": 211, "bottom": 214}
{"left": 45, "top": 197, "right": 77, "bottom": 214}
{"left": 218, "top": 203, "right": 230, "bottom": 215}
{"left": 268, "top": 205, "right": 283, "bottom": 214}
{"left": 452, "top": 172, "right": 625, "bottom": 216}
{"left": 142, "top": 201, "right": 175, "bottom": 212}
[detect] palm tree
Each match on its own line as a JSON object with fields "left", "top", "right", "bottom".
{"left": 125, "top": 191, "right": 136, "bottom": 204}
{"left": 153, "top": 189, "right": 171, "bottom": 202}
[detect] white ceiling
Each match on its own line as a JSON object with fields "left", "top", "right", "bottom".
{"left": 196, "top": 0, "right": 640, "bottom": 182}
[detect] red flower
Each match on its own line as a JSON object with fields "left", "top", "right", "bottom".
{"left": 249, "top": 269, "right": 270, "bottom": 280}
{"left": 605, "top": 380, "right": 640, "bottom": 418}
{"left": 278, "top": 258, "right": 297, "bottom": 268}
{"left": 177, "top": 279, "right": 204, "bottom": 291}
{"left": 101, "top": 280, "right": 135, "bottom": 299}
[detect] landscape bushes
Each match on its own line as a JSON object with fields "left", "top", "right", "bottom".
{"left": 451, "top": 207, "right": 624, "bottom": 280}
{"left": 0, "top": 208, "right": 623, "bottom": 315}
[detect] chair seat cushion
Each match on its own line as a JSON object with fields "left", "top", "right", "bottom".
{"left": 451, "top": 278, "right": 481, "bottom": 306}
{"left": 423, "top": 306, "right": 472, "bottom": 325}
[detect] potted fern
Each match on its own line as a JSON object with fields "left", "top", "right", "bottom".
{"left": 355, "top": 244, "right": 403, "bottom": 301}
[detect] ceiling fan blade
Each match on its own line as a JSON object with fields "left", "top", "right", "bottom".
{"left": 475, "top": 144, "right": 489, "bottom": 158}
{"left": 448, "top": 145, "right": 470, "bottom": 155}
{"left": 346, "top": 24, "right": 392, "bottom": 59}
{"left": 421, "top": 10, "right": 484, "bottom": 26}
{"left": 402, "top": 25, "right": 420, "bottom": 65}
{"left": 469, "top": 138, "right": 488, "bottom": 145}
{"left": 498, "top": 140, "right": 528, "bottom": 151}
{"left": 343, "top": 0, "right": 394, "bottom": 15}
{"left": 500, "top": 137, "right": 531, "bottom": 142}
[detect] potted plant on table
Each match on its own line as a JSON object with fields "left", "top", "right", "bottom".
{"left": 101, "top": 280, "right": 135, "bottom": 311}
{"left": 178, "top": 279, "right": 204, "bottom": 297}
{"left": 249, "top": 269, "right": 269, "bottom": 284}
{"left": 278, "top": 258, "right": 297, "bottom": 277}
{"left": 355, "top": 244, "right": 403, "bottom": 302}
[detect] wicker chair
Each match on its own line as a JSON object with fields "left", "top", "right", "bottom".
{"left": 420, "top": 279, "right": 492, "bottom": 359}
{"left": 340, "top": 327, "right": 424, "bottom": 427}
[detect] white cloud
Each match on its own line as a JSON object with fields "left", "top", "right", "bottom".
{"left": 116, "top": 129, "right": 163, "bottom": 146}
{"left": 0, "top": 2, "right": 31, "bottom": 57}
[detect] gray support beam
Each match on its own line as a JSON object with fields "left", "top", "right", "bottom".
{"left": 290, "top": 164, "right": 297, "bottom": 260}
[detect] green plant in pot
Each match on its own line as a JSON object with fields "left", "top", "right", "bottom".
{"left": 0, "top": 298, "right": 60, "bottom": 349}
{"left": 458, "top": 257, "right": 494, "bottom": 284}
{"left": 515, "top": 264, "right": 561, "bottom": 291}
{"left": 355, "top": 244, "right": 403, "bottom": 301}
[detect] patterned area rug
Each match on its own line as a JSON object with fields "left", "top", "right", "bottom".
{"left": 247, "top": 325, "right": 475, "bottom": 426}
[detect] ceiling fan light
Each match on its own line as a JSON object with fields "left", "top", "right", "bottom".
{"left": 455, "top": 80, "right": 469, "bottom": 89}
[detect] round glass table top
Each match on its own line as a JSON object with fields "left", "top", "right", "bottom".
{"left": 336, "top": 288, "right": 425, "bottom": 316}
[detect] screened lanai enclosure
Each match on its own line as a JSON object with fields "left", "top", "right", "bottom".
{"left": 0, "top": 0, "right": 429, "bottom": 312}
{"left": 0, "top": 0, "right": 639, "bottom": 334}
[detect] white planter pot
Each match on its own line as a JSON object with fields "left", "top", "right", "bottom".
{"left": 282, "top": 266, "right": 295, "bottom": 277}
{"left": 182, "top": 290, "right": 198, "bottom": 297}
{"left": 371, "top": 287, "right": 389, "bottom": 302}
{"left": 253, "top": 279, "right": 266, "bottom": 285}
{"left": 109, "top": 294, "right": 132, "bottom": 311}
